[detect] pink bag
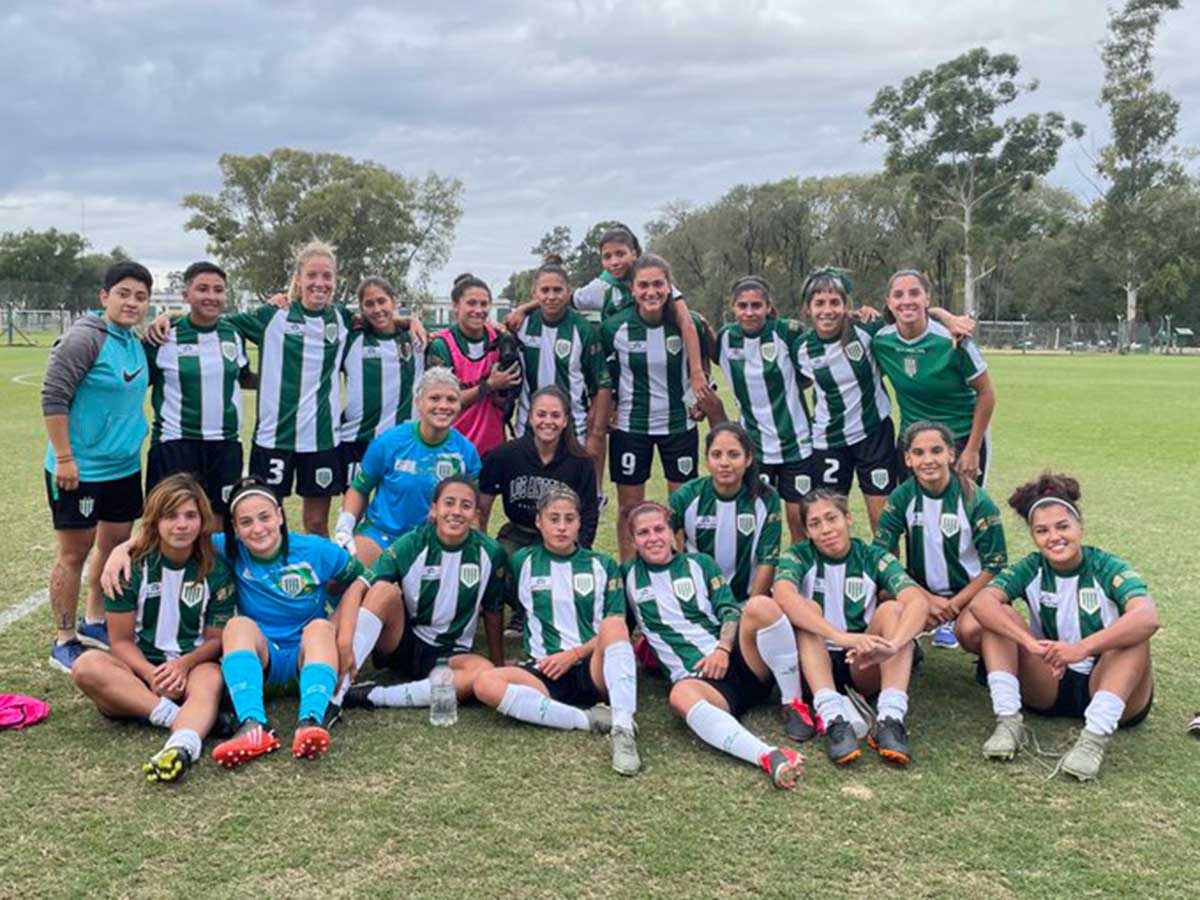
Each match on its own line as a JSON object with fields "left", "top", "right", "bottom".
{"left": 0, "top": 694, "right": 50, "bottom": 730}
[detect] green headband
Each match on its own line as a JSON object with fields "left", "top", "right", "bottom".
{"left": 801, "top": 266, "right": 853, "bottom": 301}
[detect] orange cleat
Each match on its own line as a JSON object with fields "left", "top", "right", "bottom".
{"left": 759, "top": 746, "right": 805, "bottom": 790}
{"left": 292, "top": 718, "right": 330, "bottom": 759}
{"left": 212, "top": 719, "right": 279, "bottom": 769}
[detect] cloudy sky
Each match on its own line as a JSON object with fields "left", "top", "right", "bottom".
{"left": 3, "top": 0, "right": 1198, "bottom": 294}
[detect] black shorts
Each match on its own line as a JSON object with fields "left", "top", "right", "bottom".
{"left": 894, "top": 429, "right": 992, "bottom": 488}
{"left": 812, "top": 418, "right": 898, "bottom": 497}
{"left": 146, "top": 439, "right": 243, "bottom": 513}
{"left": 372, "top": 624, "right": 447, "bottom": 681}
{"left": 520, "top": 659, "right": 603, "bottom": 708}
{"left": 1027, "top": 668, "right": 1153, "bottom": 728}
{"left": 45, "top": 470, "right": 142, "bottom": 530}
{"left": 249, "top": 444, "right": 345, "bottom": 498}
{"left": 610, "top": 428, "right": 699, "bottom": 485}
{"left": 759, "top": 458, "right": 816, "bottom": 503}
{"left": 337, "top": 440, "right": 370, "bottom": 492}
{"left": 684, "top": 636, "right": 772, "bottom": 718}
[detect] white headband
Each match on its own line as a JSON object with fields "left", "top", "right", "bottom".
{"left": 230, "top": 488, "right": 280, "bottom": 512}
{"left": 1026, "top": 496, "right": 1080, "bottom": 522}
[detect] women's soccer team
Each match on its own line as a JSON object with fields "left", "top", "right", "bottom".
{"left": 41, "top": 225, "right": 1159, "bottom": 787}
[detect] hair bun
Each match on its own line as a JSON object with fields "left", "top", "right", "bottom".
{"left": 543, "top": 253, "right": 564, "bottom": 266}
{"left": 453, "top": 272, "right": 476, "bottom": 287}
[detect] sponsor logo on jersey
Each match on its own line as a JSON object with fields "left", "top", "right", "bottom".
{"left": 285, "top": 323, "right": 306, "bottom": 335}
{"left": 177, "top": 343, "right": 199, "bottom": 356}
{"left": 435, "top": 459, "right": 455, "bottom": 480}
{"left": 529, "top": 576, "right": 552, "bottom": 591}
{"left": 625, "top": 340, "right": 647, "bottom": 353}
{"left": 324, "top": 322, "right": 339, "bottom": 343}
{"left": 665, "top": 335, "right": 682, "bottom": 355}
{"left": 939, "top": 513, "right": 961, "bottom": 538}
{"left": 844, "top": 577, "right": 866, "bottom": 603}
{"left": 903, "top": 356, "right": 918, "bottom": 378}
{"left": 845, "top": 341, "right": 864, "bottom": 362}
{"left": 725, "top": 347, "right": 745, "bottom": 360}
{"left": 736, "top": 513, "right": 756, "bottom": 536}
{"left": 673, "top": 577, "right": 696, "bottom": 601}
{"left": 759, "top": 341, "right": 777, "bottom": 363}
{"left": 635, "top": 587, "right": 657, "bottom": 603}
{"left": 180, "top": 582, "right": 205, "bottom": 608}
{"left": 146, "top": 583, "right": 162, "bottom": 597}
{"left": 573, "top": 573, "right": 595, "bottom": 595}
{"left": 695, "top": 515, "right": 717, "bottom": 530}
{"left": 1078, "top": 588, "right": 1100, "bottom": 616}
{"left": 1038, "top": 592, "right": 1059, "bottom": 608}
{"left": 314, "top": 467, "right": 333, "bottom": 489}
{"left": 555, "top": 338, "right": 572, "bottom": 359}
{"left": 870, "top": 469, "right": 889, "bottom": 490}
{"left": 1111, "top": 575, "right": 1124, "bottom": 588}
{"left": 78, "top": 496, "right": 95, "bottom": 518}
{"left": 677, "top": 457, "right": 694, "bottom": 476}
{"left": 221, "top": 340, "right": 238, "bottom": 362}
{"left": 794, "top": 475, "right": 811, "bottom": 495}
{"left": 421, "top": 566, "right": 441, "bottom": 580}
{"left": 363, "top": 345, "right": 383, "bottom": 359}
{"left": 395, "top": 459, "right": 417, "bottom": 474}
{"left": 459, "top": 563, "right": 480, "bottom": 589}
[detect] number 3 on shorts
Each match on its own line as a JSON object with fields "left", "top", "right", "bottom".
{"left": 266, "top": 457, "right": 286, "bottom": 486}
{"left": 621, "top": 452, "right": 637, "bottom": 477}
{"left": 822, "top": 457, "right": 839, "bottom": 484}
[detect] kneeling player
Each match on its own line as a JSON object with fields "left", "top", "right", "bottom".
{"left": 474, "top": 487, "right": 639, "bottom": 775}
{"left": 81, "top": 475, "right": 234, "bottom": 781}
{"left": 624, "top": 502, "right": 805, "bottom": 789}
{"left": 774, "top": 490, "right": 928, "bottom": 766}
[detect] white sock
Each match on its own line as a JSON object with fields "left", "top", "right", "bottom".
{"left": 164, "top": 728, "right": 202, "bottom": 762}
{"left": 333, "top": 609, "right": 384, "bottom": 704}
{"left": 602, "top": 641, "right": 637, "bottom": 730}
{"left": 684, "top": 699, "right": 772, "bottom": 767}
{"left": 1084, "top": 689, "right": 1126, "bottom": 737}
{"left": 876, "top": 688, "right": 909, "bottom": 723}
{"left": 149, "top": 697, "right": 180, "bottom": 729}
{"left": 84, "top": 615, "right": 105, "bottom": 626}
{"left": 753, "top": 616, "right": 800, "bottom": 704}
{"left": 987, "top": 671, "right": 1022, "bottom": 717}
{"left": 369, "top": 679, "right": 432, "bottom": 708}
{"left": 497, "top": 684, "right": 589, "bottom": 731}
{"left": 813, "top": 687, "right": 852, "bottom": 726}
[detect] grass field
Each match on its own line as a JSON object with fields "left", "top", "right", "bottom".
{"left": 1, "top": 349, "right": 1198, "bottom": 899}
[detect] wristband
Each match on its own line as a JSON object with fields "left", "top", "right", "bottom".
{"left": 714, "top": 645, "right": 730, "bottom": 656}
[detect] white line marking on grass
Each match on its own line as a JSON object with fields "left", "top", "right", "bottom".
{"left": 0, "top": 589, "right": 48, "bottom": 635}
{"left": 11, "top": 372, "right": 42, "bottom": 387}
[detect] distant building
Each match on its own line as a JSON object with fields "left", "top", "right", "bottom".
{"left": 404, "top": 295, "right": 512, "bottom": 327}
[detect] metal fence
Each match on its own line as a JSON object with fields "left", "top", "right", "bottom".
{"left": 973, "top": 319, "right": 1196, "bottom": 352}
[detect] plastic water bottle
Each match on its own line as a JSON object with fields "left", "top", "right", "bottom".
{"left": 429, "top": 662, "right": 457, "bottom": 727}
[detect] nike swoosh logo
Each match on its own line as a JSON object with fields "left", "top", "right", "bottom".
{"left": 122, "top": 367, "right": 144, "bottom": 383}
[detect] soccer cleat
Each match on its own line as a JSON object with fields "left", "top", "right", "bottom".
{"left": 824, "top": 716, "right": 862, "bottom": 765}
{"left": 213, "top": 693, "right": 238, "bottom": 739}
{"left": 759, "top": 746, "right": 805, "bottom": 790}
{"left": 322, "top": 700, "right": 343, "bottom": 730}
{"left": 931, "top": 622, "right": 959, "bottom": 649}
{"left": 1061, "top": 730, "right": 1110, "bottom": 781}
{"left": 982, "top": 713, "right": 1027, "bottom": 761}
{"left": 212, "top": 719, "right": 279, "bottom": 769}
{"left": 610, "top": 725, "right": 641, "bottom": 776}
{"left": 143, "top": 746, "right": 192, "bottom": 784}
{"left": 1188, "top": 713, "right": 1200, "bottom": 738}
{"left": 783, "top": 699, "right": 820, "bottom": 743}
{"left": 48, "top": 639, "right": 87, "bottom": 674}
{"left": 584, "top": 704, "right": 613, "bottom": 735}
{"left": 76, "top": 618, "right": 110, "bottom": 650}
{"left": 342, "top": 682, "right": 379, "bottom": 711}
{"left": 868, "top": 717, "right": 912, "bottom": 766}
{"left": 292, "top": 718, "right": 331, "bottom": 759}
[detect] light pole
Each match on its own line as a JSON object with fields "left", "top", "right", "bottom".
{"left": 1069, "top": 313, "right": 1077, "bottom": 353}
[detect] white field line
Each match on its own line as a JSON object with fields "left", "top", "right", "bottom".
{"left": 11, "top": 372, "right": 42, "bottom": 386}
{"left": 0, "top": 589, "right": 48, "bottom": 635}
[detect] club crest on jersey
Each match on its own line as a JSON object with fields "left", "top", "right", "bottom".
{"left": 844, "top": 577, "right": 866, "bottom": 603}
{"left": 221, "top": 340, "right": 238, "bottom": 362}
{"left": 736, "top": 513, "right": 756, "bottom": 536}
{"left": 903, "top": 356, "right": 919, "bottom": 378}
{"left": 939, "top": 513, "right": 961, "bottom": 538}
{"left": 870, "top": 469, "right": 889, "bottom": 490}
{"left": 279, "top": 573, "right": 305, "bottom": 597}
{"left": 459, "top": 563, "right": 481, "bottom": 590}
{"left": 794, "top": 475, "right": 812, "bottom": 496}
{"left": 555, "top": 338, "right": 572, "bottom": 359}
{"left": 435, "top": 459, "right": 456, "bottom": 480}
{"left": 665, "top": 335, "right": 682, "bottom": 355}
{"left": 398, "top": 341, "right": 412, "bottom": 361}
{"left": 180, "top": 582, "right": 205, "bottom": 608}
{"left": 573, "top": 573, "right": 595, "bottom": 595}
{"left": 314, "top": 467, "right": 333, "bottom": 489}
{"left": 222, "top": 484, "right": 233, "bottom": 503}
{"left": 78, "top": 496, "right": 95, "bottom": 518}
{"left": 1078, "top": 588, "right": 1100, "bottom": 616}
{"left": 759, "top": 341, "right": 777, "bottom": 363}
{"left": 845, "top": 341, "right": 864, "bottom": 362}
{"left": 677, "top": 457, "right": 694, "bottom": 476}
{"left": 673, "top": 577, "right": 696, "bottom": 601}
{"left": 324, "top": 322, "right": 339, "bottom": 343}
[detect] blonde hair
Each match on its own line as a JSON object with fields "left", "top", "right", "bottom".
{"left": 287, "top": 239, "right": 338, "bottom": 301}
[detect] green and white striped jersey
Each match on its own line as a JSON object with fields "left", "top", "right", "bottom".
{"left": 870, "top": 321, "right": 987, "bottom": 440}
{"left": 715, "top": 319, "right": 812, "bottom": 464}
{"left": 146, "top": 317, "right": 249, "bottom": 444}
{"left": 226, "top": 302, "right": 352, "bottom": 452}
{"left": 574, "top": 272, "right": 631, "bottom": 321}
{"left": 873, "top": 477, "right": 1007, "bottom": 596}
{"left": 510, "top": 543, "right": 624, "bottom": 658}
{"left": 340, "top": 326, "right": 424, "bottom": 443}
{"left": 669, "top": 476, "right": 781, "bottom": 601}
{"left": 514, "top": 307, "right": 609, "bottom": 439}
{"left": 775, "top": 538, "right": 915, "bottom": 645}
{"left": 623, "top": 552, "right": 739, "bottom": 683}
{"left": 106, "top": 551, "right": 237, "bottom": 664}
{"left": 990, "top": 547, "right": 1149, "bottom": 675}
{"left": 361, "top": 522, "right": 507, "bottom": 654}
{"left": 793, "top": 325, "right": 891, "bottom": 450}
{"left": 601, "top": 305, "right": 702, "bottom": 435}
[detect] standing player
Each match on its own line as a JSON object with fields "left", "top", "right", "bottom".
{"left": 42, "top": 261, "right": 153, "bottom": 672}
{"left": 474, "top": 487, "right": 640, "bottom": 775}
{"left": 670, "top": 423, "right": 782, "bottom": 603}
{"left": 144, "top": 261, "right": 250, "bottom": 525}
{"left": 602, "top": 254, "right": 708, "bottom": 560}
{"left": 624, "top": 502, "right": 807, "bottom": 788}
{"left": 971, "top": 473, "right": 1157, "bottom": 781}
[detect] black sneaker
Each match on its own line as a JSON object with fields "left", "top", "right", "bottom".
{"left": 322, "top": 700, "right": 343, "bottom": 729}
{"left": 824, "top": 716, "right": 862, "bottom": 765}
{"left": 974, "top": 656, "right": 988, "bottom": 687}
{"left": 783, "top": 699, "right": 820, "bottom": 743}
{"left": 343, "top": 682, "right": 379, "bottom": 711}
{"left": 213, "top": 691, "right": 238, "bottom": 739}
{"left": 868, "top": 716, "right": 912, "bottom": 765}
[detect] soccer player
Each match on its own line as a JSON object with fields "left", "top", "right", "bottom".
{"left": 75, "top": 475, "right": 234, "bottom": 782}
{"left": 144, "top": 261, "right": 250, "bottom": 525}
{"left": 971, "top": 473, "right": 1157, "bottom": 781}
{"left": 873, "top": 422, "right": 1008, "bottom": 651}
{"left": 334, "top": 368, "right": 480, "bottom": 566}
{"left": 669, "top": 423, "right": 781, "bottom": 603}
{"left": 602, "top": 254, "right": 708, "bottom": 560}
{"left": 624, "top": 502, "right": 806, "bottom": 789}
{"left": 870, "top": 269, "right": 996, "bottom": 485}
{"left": 338, "top": 276, "right": 426, "bottom": 487}
{"left": 42, "top": 261, "right": 153, "bottom": 672}
{"left": 774, "top": 490, "right": 929, "bottom": 767}
{"left": 339, "top": 477, "right": 507, "bottom": 714}
{"left": 474, "top": 487, "right": 640, "bottom": 776}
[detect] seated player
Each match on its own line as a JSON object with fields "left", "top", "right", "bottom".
{"left": 971, "top": 473, "right": 1157, "bottom": 781}
{"left": 774, "top": 490, "right": 929, "bottom": 767}
{"left": 623, "top": 502, "right": 805, "bottom": 789}
{"left": 80, "top": 475, "right": 234, "bottom": 782}
{"left": 338, "top": 477, "right": 506, "bottom": 713}
{"left": 473, "top": 487, "right": 640, "bottom": 775}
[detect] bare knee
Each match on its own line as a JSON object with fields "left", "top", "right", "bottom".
{"left": 70, "top": 650, "right": 109, "bottom": 690}
{"left": 668, "top": 683, "right": 700, "bottom": 719}
{"left": 742, "top": 594, "right": 780, "bottom": 627}
{"left": 221, "top": 616, "right": 262, "bottom": 651}
{"left": 473, "top": 669, "right": 505, "bottom": 706}
{"left": 187, "top": 662, "right": 224, "bottom": 694}
{"left": 599, "top": 616, "right": 631, "bottom": 644}
{"left": 302, "top": 618, "right": 335, "bottom": 642}
{"left": 364, "top": 582, "right": 402, "bottom": 619}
